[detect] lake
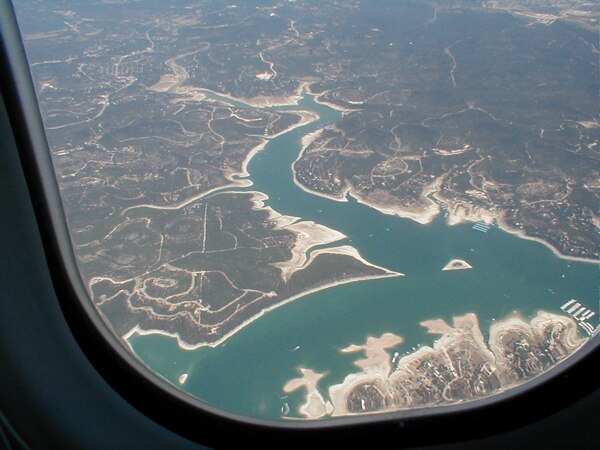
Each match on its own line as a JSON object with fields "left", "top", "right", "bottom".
{"left": 129, "top": 92, "right": 598, "bottom": 420}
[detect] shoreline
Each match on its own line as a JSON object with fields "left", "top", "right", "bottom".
{"left": 291, "top": 128, "right": 351, "bottom": 203}
{"left": 240, "top": 80, "right": 312, "bottom": 107}
{"left": 291, "top": 163, "right": 598, "bottom": 264}
{"left": 246, "top": 190, "right": 353, "bottom": 282}
{"left": 304, "top": 245, "right": 404, "bottom": 278}
{"left": 307, "top": 86, "right": 355, "bottom": 114}
{"left": 283, "top": 368, "right": 333, "bottom": 418}
{"left": 495, "top": 215, "right": 599, "bottom": 265}
{"left": 271, "top": 220, "right": 348, "bottom": 282}
{"left": 123, "top": 191, "right": 403, "bottom": 352}
{"left": 349, "top": 187, "right": 440, "bottom": 225}
{"left": 311, "top": 95, "right": 353, "bottom": 113}
{"left": 196, "top": 81, "right": 310, "bottom": 109}
{"left": 120, "top": 108, "right": 318, "bottom": 216}
{"left": 355, "top": 192, "right": 598, "bottom": 264}
{"left": 291, "top": 176, "right": 350, "bottom": 204}
{"left": 323, "top": 311, "right": 587, "bottom": 419}
{"left": 329, "top": 332, "right": 404, "bottom": 417}
{"left": 124, "top": 266, "right": 402, "bottom": 351}
{"left": 284, "top": 95, "right": 598, "bottom": 265}
{"left": 439, "top": 196, "right": 598, "bottom": 264}
{"left": 150, "top": 64, "right": 597, "bottom": 265}
{"left": 238, "top": 108, "right": 319, "bottom": 180}
{"left": 488, "top": 311, "right": 587, "bottom": 365}
{"left": 123, "top": 83, "right": 597, "bottom": 354}
{"left": 441, "top": 259, "right": 473, "bottom": 271}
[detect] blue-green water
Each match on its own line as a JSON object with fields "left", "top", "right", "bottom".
{"left": 129, "top": 93, "right": 598, "bottom": 420}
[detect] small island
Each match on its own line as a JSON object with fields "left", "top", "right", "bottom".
{"left": 442, "top": 259, "right": 473, "bottom": 271}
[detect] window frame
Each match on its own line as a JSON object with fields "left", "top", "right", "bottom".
{"left": 0, "top": 0, "right": 597, "bottom": 447}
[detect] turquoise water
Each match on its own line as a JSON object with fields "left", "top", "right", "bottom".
{"left": 129, "top": 93, "right": 598, "bottom": 420}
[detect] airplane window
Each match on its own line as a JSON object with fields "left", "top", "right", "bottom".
{"left": 10, "top": 0, "right": 598, "bottom": 426}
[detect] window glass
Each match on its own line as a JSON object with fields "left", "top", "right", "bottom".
{"left": 13, "top": 0, "right": 598, "bottom": 420}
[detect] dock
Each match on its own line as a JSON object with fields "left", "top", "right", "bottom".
{"left": 560, "top": 299, "right": 596, "bottom": 335}
{"left": 472, "top": 221, "right": 490, "bottom": 233}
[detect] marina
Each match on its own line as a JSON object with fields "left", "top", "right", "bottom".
{"left": 561, "top": 299, "right": 596, "bottom": 335}
{"left": 472, "top": 222, "right": 491, "bottom": 233}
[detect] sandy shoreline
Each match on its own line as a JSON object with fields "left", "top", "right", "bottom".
{"left": 443, "top": 201, "right": 497, "bottom": 226}
{"left": 300, "top": 128, "right": 323, "bottom": 149}
{"left": 328, "top": 333, "right": 403, "bottom": 416}
{"left": 489, "top": 311, "right": 586, "bottom": 368}
{"left": 292, "top": 177, "right": 350, "bottom": 203}
{"left": 304, "top": 245, "right": 404, "bottom": 278}
{"left": 287, "top": 310, "right": 588, "bottom": 419}
{"left": 341, "top": 332, "right": 404, "bottom": 372}
{"left": 311, "top": 96, "right": 352, "bottom": 112}
{"left": 120, "top": 107, "right": 317, "bottom": 216}
{"left": 345, "top": 185, "right": 440, "bottom": 225}
{"left": 272, "top": 221, "right": 347, "bottom": 282}
{"left": 241, "top": 80, "right": 313, "bottom": 107}
{"left": 291, "top": 128, "right": 352, "bottom": 203}
{"left": 292, "top": 127, "right": 442, "bottom": 221}
{"left": 195, "top": 81, "right": 310, "bottom": 109}
{"left": 238, "top": 108, "right": 318, "bottom": 179}
{"left": 123, "top": 80, "right": 597, "bottom": 356}
{"left": 436, "top": 196, "right": 598, "bottom": 264}
{"left": 289, "top": 115, "right": 598, "bottom": 265}
{"left": 448, "top": 207, "right": 598, "bottom": 264}
{"left": 420, "top": 318, "right": 455, "bottom": 335}
{"left": 124, "top": 253, "right": 402, "bottom": 350}
{"left": 283, "top": 368, "right": 333, "bottom": 418}
{"left": 495, "top": 215, "right": 599, "bottom": 264}
{"left": 292, "top": 172, "right": 599, "bottom": 264}
{"left": 290, "top": 146, "right": 350, "bottom": 203}
{"left": 245, "top": 190, "right": 352, "bottom": 282}
{"left": 283, "top": 368, "right": 327, "bottom": 394}
{"left": 328, "top": 332, "right": 403, "bottom": 416}
{"left": 166, "top": 75, "right": 353, "bottom": 112}
{"left": 122, "top": 188, "right": 403, "bottom": 351}
{"left": 307, "top": 86, "right": 355, "bottom": 114}
{"left": 150, "top": 71, "right": 598, "bottom": 264}
{"left": 237, "top": 140, "right": 268, "bottom": 180}
{"left": 239, "top": 192, "right": 354, "bottom": 276}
